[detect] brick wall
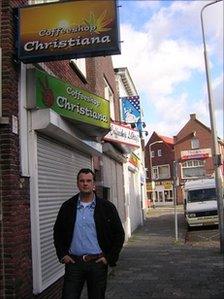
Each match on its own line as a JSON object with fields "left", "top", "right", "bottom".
{"left": 174, "top": 115, "right": 216, "bottom": 203}
{"left": 0, "top": 0, "right": 34, "bottom": 298}
{"left": 86, "top": 57, "right": 120, "bottom": 120}
{"left": 145, "top": 132, "right": 174, "bottom": 181}
{"left": 1, "top": 2, "right": 118, "bottom": 298}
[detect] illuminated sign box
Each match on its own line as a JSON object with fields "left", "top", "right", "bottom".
{"left": 16, "top": 0, "right": 120, "bottom": 63}
{"left": 27, "top": 68, "right": 110, "bottom": 131}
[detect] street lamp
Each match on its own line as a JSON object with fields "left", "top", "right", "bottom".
{"left": 148, "top": 140, "right": 163, "bottom": 207}
{"left": 200, "top": 0, "right": 224, "bottom": 254}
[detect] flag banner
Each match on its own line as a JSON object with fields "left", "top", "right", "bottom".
{"left": 121, "top": 96, "right": 142, "bottom": 131}
{"left": 121, "top": 96, "right": 140, "bottom": 122}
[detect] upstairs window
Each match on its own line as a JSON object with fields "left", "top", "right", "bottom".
{"left": 152, "top": 164, "right": 170, "bottom": 180}
{"left": 191, "top": 138, "right": 200, "bottom": 149}
{"left": 70, "top": 58, "right": 86, "bottom": 79}
{"left": 152, "top": 167, "right": 158, "bottom": 179}
{"left": 151, "top": 151, "right": 155, "bottom": 158}
{"left": 104, "top": 79, "right": 114, "bottom": 120}
{"left": 158, "top": 149, "right": 162, "bottom": 157}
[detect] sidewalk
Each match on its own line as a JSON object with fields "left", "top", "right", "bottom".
{"left": 104, "top": 207, "right": 224, "bottom": 299}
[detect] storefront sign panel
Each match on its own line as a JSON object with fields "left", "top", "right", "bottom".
{"left": 17, "top": 0, "right": 120, "bottom": 63}
{"left": 181, "top": 148, "right": 211, "bottom": 160}
{"left": 146, "top": 182, "right": 153, "bottom": 191}
{"left": 163, "top": 181, "right": 173, "bottom": 189}
{"left": 35, "top": 69, "right": 110, "bottom": 129}
{"left": 104, "top": 122, "right": 140, "bottom": 147}
{"left": 129, "top": 153, "right": 140, "bottom": 168}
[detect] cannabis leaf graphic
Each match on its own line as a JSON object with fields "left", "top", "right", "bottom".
{"left": 38, "top": 76, "right": 54, "bottom": 108}
{"left": 84, "top": 10, "right": 113, "bottom": 34}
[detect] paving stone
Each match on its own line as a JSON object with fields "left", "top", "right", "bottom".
{"left": 81, "top": 207, "right": 224, "bottom": 299}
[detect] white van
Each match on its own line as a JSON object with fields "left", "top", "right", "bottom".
{"left": 184, "top": 178, "right": 218, "bottom": 227}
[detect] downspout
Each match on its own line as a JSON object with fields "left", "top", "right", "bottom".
{"left": 0, "top": 46, "right": 6, "bottom": 299}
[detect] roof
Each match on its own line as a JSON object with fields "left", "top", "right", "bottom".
{"left": 158, "top": 135, "right": 174, "bottom": 145}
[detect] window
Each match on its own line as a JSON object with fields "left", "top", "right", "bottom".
{"left": 182, "top": 159, "right": 205, "bottom": 179}
{"left": 158, "top": 149, "right": 162, "bottom": 157}
{"left": 188, "top": 188, "right": 216, "bottom": 202}
{"left": 152, "top": 167, "right": 158, "bottom": 179}
{"left": 152, "top": 164, "right": 170, "bottom": 180}
{"left": 151, "top": 151, "right": 155, "bottom": 158}
{"left": 70, "top": 58, "right": 86, "bottom": 78}
{"left": 104, "top": 79, "right": 114, "bottom": 120}
{"left": 164, "top": 190, "right": 173, "bottom": 202}
{"left": 191, "top": 138, "right": 200, "bottom": 149}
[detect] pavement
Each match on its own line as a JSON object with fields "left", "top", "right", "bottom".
{"left": 101, "top": 206, "right": 224, "bottom": 299}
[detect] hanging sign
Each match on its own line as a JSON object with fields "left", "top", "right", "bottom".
{"left": 16, "top": 0, "right": 120, "bottom": 63}
{"left": 104, "top": 122, "right": 140, "bottom": 148}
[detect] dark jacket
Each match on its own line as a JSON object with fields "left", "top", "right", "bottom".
{"left": 53, "top": 194, "right": 125, "bottom": 267}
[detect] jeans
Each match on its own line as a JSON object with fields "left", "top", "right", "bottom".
{"left": 62, "top": 260, "right": 108, "bottom": 299}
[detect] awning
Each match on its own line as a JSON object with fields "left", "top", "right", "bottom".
{"left": 31, "top": 109, "right": 102, "bottom": 156}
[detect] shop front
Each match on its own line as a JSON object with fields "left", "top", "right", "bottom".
{"left": 103, "top": 122, "right": 143, "bottom": 238}
{"left": 154, "top": 181, "right": 173, "bottom": 205}
{"left": 25, "top": 68, "right": 110, "bottom": 294}
{"left": 147, "top": 180, "right": 173, "bottom": 206}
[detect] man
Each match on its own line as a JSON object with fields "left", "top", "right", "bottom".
{"left": 54, "top": 168, "right": 125, "bottom": 299}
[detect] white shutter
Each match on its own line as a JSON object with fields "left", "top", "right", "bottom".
{"left": 116, "top": 163, "right": 125, "bottom": 223}
{"left": 128, "top": 170, "right": 141, "bottom": 232}
{"left": 102, "top": 156, "right": 125, "bottom": 222}
{"left": 36, "top": 134, "right": 91, "bottom": 291}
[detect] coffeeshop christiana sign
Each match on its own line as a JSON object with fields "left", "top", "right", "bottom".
{"left": 17, "top": 0, "right": 120, "bottom": 63}
{"left": 35, "top": 69, "right": 110, "bottom": 129}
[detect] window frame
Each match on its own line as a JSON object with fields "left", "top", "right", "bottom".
{"left": 191, "top": 138, "right": 200, "bottom": 149}
{"left": 70, "top": 58, "right": 87, "bottom": 80}
{"left": 181, "top": 159, "right": 205, "bottom": 179}
{"left": 152, "top": 164, "right": 171, "bottom": 180}
{"left": 104, "top": 78, "right": 115, "bottom": 120}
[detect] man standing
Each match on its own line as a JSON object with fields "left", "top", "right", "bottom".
{"left": 54, "top": 168, "right": 125, "bottom": 299}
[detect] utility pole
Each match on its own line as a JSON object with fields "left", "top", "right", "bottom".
{"left": 200, "top": 0, "right": 224, "bottom": 254}
{"left": 173, "top": 161, "right": 179, "bottom": 242}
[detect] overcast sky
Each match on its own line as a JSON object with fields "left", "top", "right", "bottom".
{"left": 112, "top": 0, "right": 223, "bottom": 140}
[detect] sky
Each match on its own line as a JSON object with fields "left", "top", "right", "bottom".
{"left": 112, "top": 0, "right": 223, "bottom": 141}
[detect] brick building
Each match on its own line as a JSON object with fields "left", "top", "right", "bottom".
{"left": 145, "top": 132, "right": 175, "bottom": 206}
{"left": 174, "top": 113, "right": 224, "bottom": 204}
{"left": 0, "top": 0, "right": 131, "bottom": 298}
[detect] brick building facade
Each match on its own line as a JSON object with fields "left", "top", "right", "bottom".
{"left": 0, "top": 1, "right": 125, "bottom": 298}
{"left": 145, "top": 132, "right": 175, "bottom": 206}
{"left": 145, "top": 114, "right": 224, "bottom": 206}
{"left": 174, "top": 113, "right": 224, "bottom": 204}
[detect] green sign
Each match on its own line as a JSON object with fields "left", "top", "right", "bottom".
{"left": 35, "top": 69, "right": 110, "bottom": 129}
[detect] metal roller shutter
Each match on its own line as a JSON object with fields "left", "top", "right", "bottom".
{"left": 37, "top": 134, "right": 92, "bottom": 290}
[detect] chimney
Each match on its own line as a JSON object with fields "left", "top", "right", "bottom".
{"left": 190, "top": 113, "right": 196, "bottom": 120}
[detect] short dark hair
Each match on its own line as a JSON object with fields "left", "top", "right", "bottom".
{"left": 77, "top": 168, "right": 95, "bottom": 181}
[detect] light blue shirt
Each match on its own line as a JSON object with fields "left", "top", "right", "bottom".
{"left": 69, "top": 197, "right": 102, "bottom": 255}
